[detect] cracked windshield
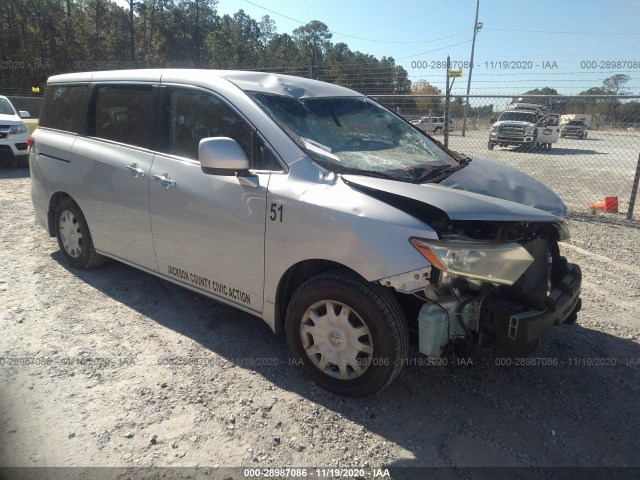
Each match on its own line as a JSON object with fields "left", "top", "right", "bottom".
{"left": 251, "top": 94, "right": 457, "bottom": 182}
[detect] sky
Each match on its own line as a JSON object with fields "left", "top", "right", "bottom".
{"left": 110, "top": 0, "right": 640, "bottom": 95}
{"left": 212, "top": 0, "right": 640, "bottom": 96}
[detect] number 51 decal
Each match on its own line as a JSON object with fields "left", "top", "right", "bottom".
{"left": 269, "top": 203, "right": 283, "bottom": 222}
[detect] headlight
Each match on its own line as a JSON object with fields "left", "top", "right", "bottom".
{"left": 9, "top": 123, "right": 28, "bottom": 135}
{"left": 410, "top": 238, "right": 534, "bottom": 286}
{"left": 525, "top": 126, "right": 536, "bottom": 135}
{"left": 490, "top": 125, "right": 499, "bottom": 133}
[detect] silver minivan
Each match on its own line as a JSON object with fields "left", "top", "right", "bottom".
{"left": 30, "top": 70, "right": 582, "bottom": 396}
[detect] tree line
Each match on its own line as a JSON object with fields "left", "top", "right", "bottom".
{"left": 0, "top": 0, "right": 411, "bottom": 96}
{"left": 515, "top": 75, "right": 640, "bottom": 124}
{"left": 398, "top": 74, "right": 639, "bottom": 124}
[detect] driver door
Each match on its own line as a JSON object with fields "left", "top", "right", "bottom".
{"left": 537, "top": 114, "right": 560, "bottom": 144}
{"left": 149, "top": 86, "right": 277, "bottom": 313}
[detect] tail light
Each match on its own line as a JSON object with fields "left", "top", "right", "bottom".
{"left": 27, "top": 136, "right": 34, "bottom": 150}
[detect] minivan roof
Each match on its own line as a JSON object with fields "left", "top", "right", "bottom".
{"left": 46, "top": 69, "right": 361, "bottom": 100}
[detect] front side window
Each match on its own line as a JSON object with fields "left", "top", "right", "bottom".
{"left": 162, "top": 88, "right": 253, "bottom": 161}
{"left": 90, "top": 85, "right": 152, "bottom": 148}
{"left": 39, "top": 85, "right": 88, "bottom": 133}
{"left": 249, "top": 94, "right": 455, "bottom": 183}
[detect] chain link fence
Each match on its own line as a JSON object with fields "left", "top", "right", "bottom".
{"left": 6, "top": 95, "right": 43, "bottom": 118}
{"left": 4, "top": 91, "right": 639, "bottom": 220}
{"left": 371, "top": 94, "right": 640, "bottom": 220}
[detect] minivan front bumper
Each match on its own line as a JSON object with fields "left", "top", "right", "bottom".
{"left": 480, "top": 262, "right": 582, "bottom": 356}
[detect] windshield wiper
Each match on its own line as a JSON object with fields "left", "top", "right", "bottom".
{"left": 410, "top": 164, "right": 462, "bottom": 184}
{"left": 333, "top": 167, "right": 400, "bottom": 181}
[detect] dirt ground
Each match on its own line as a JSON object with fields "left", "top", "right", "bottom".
{"left": 1, "top": 165, "right": 639, "bottom": 479}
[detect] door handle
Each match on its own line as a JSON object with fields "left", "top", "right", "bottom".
{"left": 125, "top": 163, "right": 146, "bottom": 177}
{"left": 153, "top": 173, "right": 176, "bottom": 188}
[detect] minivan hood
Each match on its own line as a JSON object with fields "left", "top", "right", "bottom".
{"left": 441, "top": 156, "right": 567, "bottom": 217}
{"left": 342, "top": 156, "right": 567, "bottom": 222}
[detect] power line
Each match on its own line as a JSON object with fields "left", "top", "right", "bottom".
{"left": 241, "top": 0, "right": 472, "bottom": 45}
{"left": 352, "top": 0, "right": 468, "bottom": 36}
{"left": 396, "top": 40, "right": 473, "bottom": 60}
{"left": 485, "top": 27, "right": 640, "bottom": 36}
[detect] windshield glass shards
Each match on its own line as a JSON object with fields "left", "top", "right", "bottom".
{"left": 250, "top": 93, "right": 462, "bottom": 183}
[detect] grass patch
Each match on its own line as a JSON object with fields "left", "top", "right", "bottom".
{"left": 24, "top": 119, "right": 38, "bottom": 134}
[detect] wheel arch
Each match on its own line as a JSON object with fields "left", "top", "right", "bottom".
{"left": 273, "top": 259, "right": 363, "bottom": 336}
{"left": 47, "top": 191, "right": 73, "bottom": 237}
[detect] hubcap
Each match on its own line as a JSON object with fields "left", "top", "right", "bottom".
{"left": 300, "top": 300, "right": 373, "bottom": 380}
{"left": 59, "top": 210, "right": 83, "bottom": 258}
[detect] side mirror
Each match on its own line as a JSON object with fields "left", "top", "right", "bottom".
{"left": 199, "top": 137, "right": 249, "bottom": 175}
{"left": 19, "top": 110, "right": 30, "bottom": 118}
{"left": 198, "top": 137, "right": 259, "bottom": 187}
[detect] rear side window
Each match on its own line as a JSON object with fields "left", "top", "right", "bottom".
{"left": 89, "top": 85, "right": 152, "bottom": 148}
{"left": 39, "top": 85, "right": 87, "bottom": 133}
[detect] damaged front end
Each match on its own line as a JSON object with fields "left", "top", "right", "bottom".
{"left": 381, "top": 220, "right": 582, "bottom": 360}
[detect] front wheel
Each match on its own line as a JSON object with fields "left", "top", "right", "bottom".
{"left": 487, "top": 141, "right": 494, "bottom": 150}
{"left": 285, "top": 271, "right": 409, "bottom": 397}
{"left": 55, "top": 197, "right": 107, "bottom": 269}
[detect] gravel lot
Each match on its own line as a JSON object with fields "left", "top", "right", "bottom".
{"left": 1, "top": 164, "right": 639, "bottom": 478}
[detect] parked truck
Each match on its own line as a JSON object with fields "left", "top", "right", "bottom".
{"left": 488, "top": 103, "right": 560, "bottom": 151}
{"left": 560, "top": 114, "right": 594, "bottom": 132}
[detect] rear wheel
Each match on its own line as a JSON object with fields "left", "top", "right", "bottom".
{"left": 285, "top": 271, "right": 409, "bottom": 397}
{"left": 54, "top": 198, "right": 107, "bottom": 269}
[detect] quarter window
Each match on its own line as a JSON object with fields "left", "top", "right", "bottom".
{"left": 90, "top": 85, "right": 152, "bottom": 148}
{"left": 39, "top": 85, "right": 87, "bottom": 133}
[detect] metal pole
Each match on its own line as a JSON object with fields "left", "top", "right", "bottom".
{"left": 628, "top": 152, "right": 640, "bottom": 220}
{"left": 461, "top": 0, "right": 480, "bottom": 137}
{"left": 444, "top": 56, "right": 451, "bottom": 149}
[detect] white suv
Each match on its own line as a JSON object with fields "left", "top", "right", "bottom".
{"left": 0, "top": 95, "right": 31, "bottom": 167}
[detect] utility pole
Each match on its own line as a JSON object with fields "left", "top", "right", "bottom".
{"left": 461, "top": 0, "right": 482, "bottom": 137}
{"left": 444, "top": 56, "right": 451, "bottom": 149}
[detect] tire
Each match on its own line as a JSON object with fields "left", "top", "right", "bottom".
{"left": 584, "top": 132, "right": 588, "bottom": 138}
{"left": 285, "top": 270, "right": 409, "bottom": 397}
{"left": 434, "top": 127, "right": 442, "bottom": 134}
{"left": 547, "top": 143, "right": 552, "bottom": 150}
{"left": 487, "top": 141, "right": 494, "bottom": 150}
{"left": 54, "top": 197, "right": 107, "bottom": 269}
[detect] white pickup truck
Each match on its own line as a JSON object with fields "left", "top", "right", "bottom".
{"left": 488, "top": 103, "right": 560, "bottom": 151}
